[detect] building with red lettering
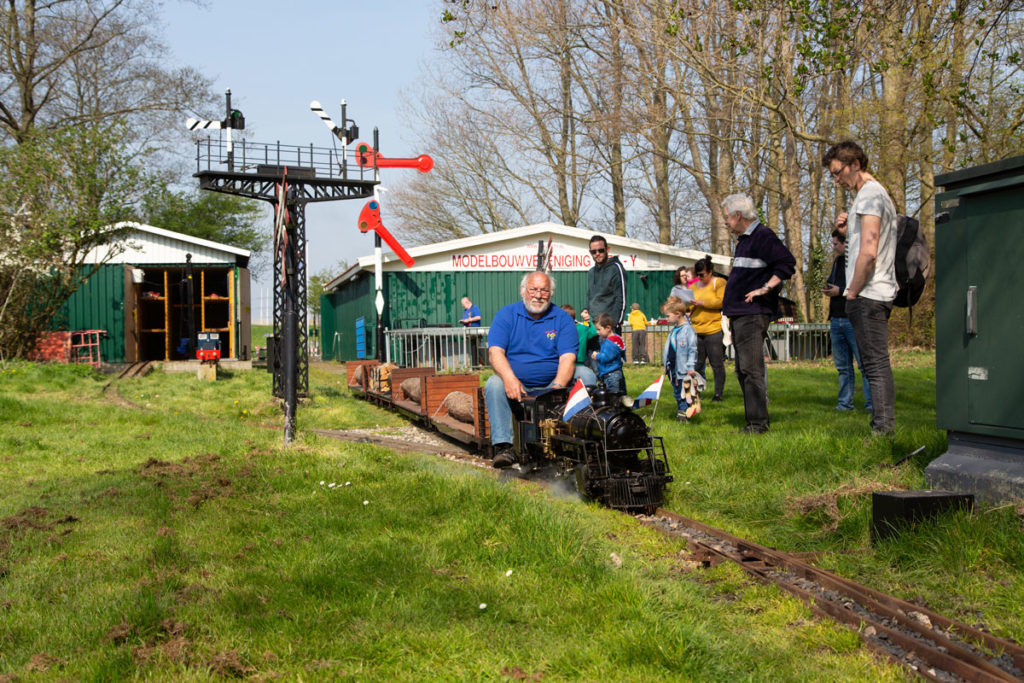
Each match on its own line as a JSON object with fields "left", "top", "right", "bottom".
{"left": 321, "top": 223, "right": 728, "bottom": 361}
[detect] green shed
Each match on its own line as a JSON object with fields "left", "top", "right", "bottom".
{"left": 56, "top": 222, "right": 252, "bottom": 364}
{"left": 321, "top": 222, "right": 730, "bottom": 362}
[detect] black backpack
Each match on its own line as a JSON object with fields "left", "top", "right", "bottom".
{"left": 893, "top": 214, "right": 929, "bottom": 308}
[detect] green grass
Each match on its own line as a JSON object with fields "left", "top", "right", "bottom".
{"left": 0, "top": 354, "right": 1019, "bottom": 680}
{"left": 251, "top": 323, "right": 272, "bottom": 351}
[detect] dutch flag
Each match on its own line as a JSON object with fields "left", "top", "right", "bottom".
{"left": 562, "top": 379, "right": 592, "bottom": 420}
{"left": 633, "top": 375, "right": 665, "bottom": 409}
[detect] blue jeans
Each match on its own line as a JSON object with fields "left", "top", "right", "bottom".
{"left": 601, "top": 368, "right": 625, "bottom": 393}
{"left": 731, "top": 314, "right": 771, "bottom": 430}
{"left": 671, "top": 377, "right": 686, "bottom": 411}
{"left": 830, "top": 317, "right": 872, "bottom": 411}
{"left": 846, "top": 297, "right": 894, "bottom": 434}
{"left": 484, "top": 365, "right": 597, "bottom": 445}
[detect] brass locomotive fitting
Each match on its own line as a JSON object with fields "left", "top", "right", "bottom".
{"left": 539, "top": 418, "right": 561, "bottom": 458}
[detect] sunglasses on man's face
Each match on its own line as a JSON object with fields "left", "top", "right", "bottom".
{"left": 590, "top": 248, "right": 606, "bottom": 255}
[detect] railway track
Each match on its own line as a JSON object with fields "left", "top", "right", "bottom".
{"left": 644, "top": 511, "right": 1024, "bottom": 682}
{"left": 317, "top": 425, "right": 1024, "bottom": 681}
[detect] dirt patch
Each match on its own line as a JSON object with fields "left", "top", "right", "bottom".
{"left": 26, "top": 652, "right": 63, "bottom": 672}
{"left": 786, "top": 480, "right": 905, "bottom": 532}
{"left": 208, "top": 650, "right": 255, "bottom": 678}
{"left": 2, "top": 507, "right": 50, "bottom": 532}
{"left": 102, "top": 381, "right": 142, "bottom": 410}
{"left": 130, "top": 619, "right": 191, "bottom": 666}
{"left": 501, "top": 665, "right": 544, "bottom": 681}
{"left": 137, "top": 454, "right": 234, "bottom": 509}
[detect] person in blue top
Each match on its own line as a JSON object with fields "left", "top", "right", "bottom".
{"left": 590, "top": 312, "right": 626, "bottom": 393}
{"left": 485, "top": 271, "right": 596, "bottom": 468}
{"left": 662, "top": 297, "right": 699, "bottom": 422}
{"left": 459, "top": 296, "right": 481, "bottom": 327}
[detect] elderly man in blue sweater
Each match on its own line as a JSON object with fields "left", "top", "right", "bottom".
{"left": 721, "top": 194, "right": 796, "bottom": 434}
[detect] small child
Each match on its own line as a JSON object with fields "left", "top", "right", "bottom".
{"left": 591, "top": 313, "right": 627, "bottom": 393}
{"left": 627, "top": 302, "right": 649, "bottom": 365}
{"left": 580, "top": 308, "right": 601, "bottom": 374}
{"left": 662, "top": 297, "right": 699, "bottom": 421}
{"left": 561, "top": 304, "right": 598, "bottom": 369}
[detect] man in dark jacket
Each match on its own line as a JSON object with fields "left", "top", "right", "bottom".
{"left": 586, "top": 235, "right": 627, "bottom": 333}
{"left": 721, "top": 194, "right": 796, "bottom": 434}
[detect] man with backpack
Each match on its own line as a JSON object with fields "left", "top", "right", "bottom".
{"left": 823, "top": 140, "right": 898, "bottom": 436}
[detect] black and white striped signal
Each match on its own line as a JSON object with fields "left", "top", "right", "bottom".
{"left": 185, "top": 89, "right": 245, "bottom": 170}
{"left": 310, "top": 100, "right": 358, "bottom": 145}
{"left": 186, "top": 117, "right": 223, "bottom": 131}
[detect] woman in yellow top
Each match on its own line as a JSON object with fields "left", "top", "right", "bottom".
{"left": 627, "top": 303, "right": 649, "bottom": 364}
{"left": 688, "top": 255, "right": 727, "bottom": 402}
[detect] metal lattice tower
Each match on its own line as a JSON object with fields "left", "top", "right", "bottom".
{"left": 193, "top": 134, "right": 378, "bottom": 442}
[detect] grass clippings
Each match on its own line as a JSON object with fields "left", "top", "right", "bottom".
{"left": 786, "top": 480, "right": 907, "bottom": 532}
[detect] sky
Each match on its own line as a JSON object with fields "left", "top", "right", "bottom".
{"left": 160, "top": 0, "right": 441, "bottom": 305}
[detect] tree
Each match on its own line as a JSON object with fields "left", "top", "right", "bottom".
{"left": 307, "top": 262, "right": 348, "bottom": 320}
{"left": 0, "top": 0, "right": 212, "bottom": 144}
{"left": 138, "top": 188, "right": 269, "bottom": 276}
{"left": 0, "top": 123, "right": 142, "bottom": 359}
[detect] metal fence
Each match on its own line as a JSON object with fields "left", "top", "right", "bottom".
{"left": 386, "top": 327, "right": 490, "bottom": 371}
{"left": 384, "top": 322, "right": 833, "bottom": 372}
{"left": 766, "top": 322, "right": 832, "bottom": 362}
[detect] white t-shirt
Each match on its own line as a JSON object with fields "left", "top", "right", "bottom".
{"left": 845, "top": 179, "right": 897, "bottom": 302}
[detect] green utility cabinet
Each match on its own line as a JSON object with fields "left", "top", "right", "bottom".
{"left": 926, "top": 154, "right": 1024, "bottom": 503}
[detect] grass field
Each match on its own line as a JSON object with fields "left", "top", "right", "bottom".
{"left": 1, "top": 354, "right": 1021, "bottom": 680}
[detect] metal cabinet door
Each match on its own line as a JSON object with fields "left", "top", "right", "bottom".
{"left": 964, "top": 210, "right": 1024, "bottom": 430}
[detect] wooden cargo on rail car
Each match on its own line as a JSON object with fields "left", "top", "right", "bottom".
{"left": 423, "top": 373, "right": 489, "bottom": 446}
{"left": 389, "top": 367, "right": 436, "bottom": 420}
{"left": 345, "top": 360, "right": 380, "bottom": 396}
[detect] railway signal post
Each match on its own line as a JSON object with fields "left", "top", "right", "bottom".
{"left": 188, "top": 93, "right": 379, "bottom": 444}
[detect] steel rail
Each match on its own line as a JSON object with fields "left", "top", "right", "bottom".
{"left": 656, "top": 510, "right": 1024, "bottom": 682}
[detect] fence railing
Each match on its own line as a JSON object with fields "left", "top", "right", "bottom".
{"left": 386, "top": 327, "right": 489, "bottom": 371}
{"left": 765, "top": 322, "right": 832, "bottom": 362}
{"left": 384, "top": 322, "right": 833, "bottom": 372}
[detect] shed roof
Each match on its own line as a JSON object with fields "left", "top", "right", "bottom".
{"left": 85, "top": 221, "right": 251, "bottom": 266}
{"left": 326, "top": 222, "right": 730, "bottom": 292}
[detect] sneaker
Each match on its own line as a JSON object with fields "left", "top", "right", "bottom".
{"left": 711, "top": 396, "right": 723, "bottom": 402}
{"left": 492, "top": 445, "right": 516, "bottom": 469}
{"left": 740, "top": 424, "right": 769, "bottom": 435}
{"left": 676, "top": 411, "right": 689, "bottom": 423}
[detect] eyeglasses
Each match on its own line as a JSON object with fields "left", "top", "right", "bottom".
{"left": 829, "top": 163, "right": 848, "bottom": 179}
{"left": 526, "top": 287, "right": 551, "bottom": 296}
{"left": 589, "top": 248, "right": 606, "bottom": 255}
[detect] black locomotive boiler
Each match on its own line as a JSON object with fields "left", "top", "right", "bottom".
{"left": 508, "top": 386, "right": 672, "bottom": 513}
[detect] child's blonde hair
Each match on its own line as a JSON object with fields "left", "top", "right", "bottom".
{"left": 630, "top": 302, "right": 640, "bottom": 310}
{"left": 661, "top": 297, "right": 688, "bottom": 317}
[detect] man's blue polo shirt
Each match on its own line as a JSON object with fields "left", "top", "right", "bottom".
{"left": 462, "top": 304, "right": 481, "bottom": 327}
{"left": 488, "top": 301, "right": 578, "bottom": 387}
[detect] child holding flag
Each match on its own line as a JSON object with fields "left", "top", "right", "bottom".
{"left": 662, "top": 297, "right": 699, "bottom": 421}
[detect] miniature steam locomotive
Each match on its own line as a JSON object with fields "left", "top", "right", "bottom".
{"left": 346, "top": 361, "right": 672, "bottom": 514}
{"left": 508, "top": 386, "right": 672, "bottom": 513}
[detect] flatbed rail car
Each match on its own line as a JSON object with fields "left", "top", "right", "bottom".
{"left": 346, "top": 362, "right": 490, "bottom": 448}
